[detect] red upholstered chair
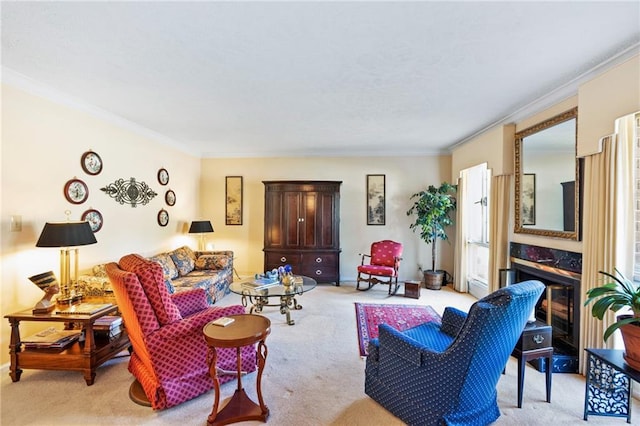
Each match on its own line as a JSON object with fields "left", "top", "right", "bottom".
{"left": 106, "top": 254, "right": 256, "bottom": 410}
{"left": 357, "top": 240, "right": 403, "bottom": 295}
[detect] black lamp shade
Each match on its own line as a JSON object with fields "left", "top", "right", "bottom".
{"left": 188, "top": 220, "right": 214, "bottom": 233}
{"left": 36, "top": 222, "right": 97, "bottom": 247}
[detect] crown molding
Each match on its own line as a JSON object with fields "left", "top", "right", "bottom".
{"left": 1, "top": 67, "right": 196, "bottom": 157}
{"left": 448, "top": 43, "right": 640, "bottom": 153}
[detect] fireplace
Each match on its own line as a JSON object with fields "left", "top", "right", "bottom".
{"left": 509, "top": 243, "right": 582, "bottom": 373}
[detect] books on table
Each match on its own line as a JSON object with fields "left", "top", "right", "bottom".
{"left": 55, "top": 303, "right": 113, "bottom": 316}
{"left": 93, "top": 315, "right": 124, "bottom": 339}
{"left": 242, "top": 279, "right": 280, "bottom": 292}
{"left": 22, "top": 327, "right": 81, "bottom": 349}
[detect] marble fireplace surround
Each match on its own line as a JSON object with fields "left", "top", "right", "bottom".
{"left": 509, "top": 242, "right": 582, "bottom": 372}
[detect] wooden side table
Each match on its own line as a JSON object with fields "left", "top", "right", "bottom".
{"left": 203, "top": 314, "right": 271, "bottom": 426}
{"left": 4, "top": 302, "right": 130, "bottom": 385}
{"left": 584, "top": 348, "right": 640, "bottom": 423}
{"left": 511, "top": 320, "right": 553, "bottom": 408}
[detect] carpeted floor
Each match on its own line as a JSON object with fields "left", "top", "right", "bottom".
{"left": 1, "top": 283, "right": 637, "bottom": 425}
{"left": 354, "top": 302, "right": 441, "bottom": 356}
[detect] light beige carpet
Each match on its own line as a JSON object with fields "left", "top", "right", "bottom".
{"left": 1, "top": 283, "right": 637, "bottom": 425}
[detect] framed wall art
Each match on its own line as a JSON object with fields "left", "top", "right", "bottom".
{"left": 158, "top": 209, "right": 169, "bottom": 227}
{"left": 225, "top": 176, "right": 243, "bottom": 225}
{"left": 522, "top": 173, "right": 536, "bottom": 225}
{"left": 366, "top": 174, "right": 385, "bottom": 225}
{"left": 64, "top": 178, "right": 89, "bottom": 204}
{"left": 157, "top": 168, "right": 169, "bottom": 186}
{"left": 81, "top": 209, "right": 103, "bottom": 232}
{"left": 81, "top": 150, "right": 102, "bottom": 175}
{"left": 165, "top": 190, "right": 176, "bottom": 206}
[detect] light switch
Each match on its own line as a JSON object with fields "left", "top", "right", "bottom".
{"left": 10, "top": 215, "right": 22, "bottom": 232}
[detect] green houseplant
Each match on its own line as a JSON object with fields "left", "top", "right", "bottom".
{"left": 584, "top": 269, "right": 640, "bottom": 369}
{"left": 406, "top": 182, "right": 457, "bottom": 290}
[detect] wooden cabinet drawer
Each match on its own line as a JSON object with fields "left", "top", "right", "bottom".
{"left": 301, "top": 264, "right": 337, "bottom": 281}
{"left": 301, "top": 253, "right": 337, "bottom": 267}
{"left": 515, "top": 320, "right": 552, "bottom": 351}
{"left": 265, "top": 252, "right": 302, "bottom": 266}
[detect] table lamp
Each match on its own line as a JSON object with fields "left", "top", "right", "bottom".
{"left": 189, "top": 220, "right": 214, "bottom": 251}
{"left": 36, "top": 221, "right": 97, "bottom": 304}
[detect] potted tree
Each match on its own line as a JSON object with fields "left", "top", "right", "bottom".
{"left": 584, "top": 269, "right": 640, "bottom": 370}
{"left": 406, "top": 182, "right": 457, "bottom": 290}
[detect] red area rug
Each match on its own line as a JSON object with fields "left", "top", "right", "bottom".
{"left": 355, "top": 303, "right": 441, "bottom": 356}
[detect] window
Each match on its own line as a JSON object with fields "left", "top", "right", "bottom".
{"left": 634, "top": 115, "right": 640, "bottom": 282}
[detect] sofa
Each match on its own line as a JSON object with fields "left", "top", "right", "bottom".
{"left": 78, "top": 245, "right": 234, "bottom": 305}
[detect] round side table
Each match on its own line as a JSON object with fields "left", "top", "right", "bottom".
{"left": 203, "top": 314, "right": 271, "bottom": 426}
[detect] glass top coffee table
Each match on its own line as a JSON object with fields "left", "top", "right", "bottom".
{"left": 229, "top": 276, "right": 317, "bottom": 325}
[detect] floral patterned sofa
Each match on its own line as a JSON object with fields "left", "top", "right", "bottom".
{"left": 78, "top": 246, "right": 234, "bottom": 305}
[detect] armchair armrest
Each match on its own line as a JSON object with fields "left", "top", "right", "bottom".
{"left": 170, "top": 288, "right": 209, "bottom": 317}
{"left": 440, "top": 307, "right": 467, "bottom": 337}
{"left": 358, "top": 253, "right": 371, "bottom": 265}
{"left": 378, "top": 324, "right": 442, "bottom": 366}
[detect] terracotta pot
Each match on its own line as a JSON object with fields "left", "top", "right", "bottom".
{"left": 618, "top": 315, "right": 640, "bottom": 371}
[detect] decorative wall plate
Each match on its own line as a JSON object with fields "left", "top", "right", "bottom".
{"left": 165, "top": 190, "right": 176, "bottom": 206}
{"left": 81, "top": 151, "right": 103, "bottom": 175}
{"left": 158, "top": 168, "right": 169, "bottom": 186}
{"left": 81, "top": 209, "right": 103, "bottom": 232}
{"left": 158, "top": 209, "right": 169, "bottom": 227}
{"left": 64, "top": 178, "right": 89, "bottom": 204}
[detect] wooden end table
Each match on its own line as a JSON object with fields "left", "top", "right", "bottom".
{"left": 511, "top": 320, "right": 553, "bottom": 408}
{"left": 203, "top": 314, "right": 271, "bottom": 426}
{"left": 4, "top": 301, "right": 130, "bottom": 385}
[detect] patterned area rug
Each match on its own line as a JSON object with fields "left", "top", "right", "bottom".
{"left": 355, "top": 303, "right": 441, "bottom": 356}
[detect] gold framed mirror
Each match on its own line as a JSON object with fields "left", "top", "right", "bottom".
{"left": 514, "top": 107, "right": 579, "bottom": 239}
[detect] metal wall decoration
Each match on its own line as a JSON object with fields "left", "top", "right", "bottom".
{"left": 81, "top": 150, "right": 103, "bottom": 175}
{"left": 366, "top": 174, "right": 385, "bottom": 225}
{"left": 64, "top": 178, "right": 89, "bottom": 204}
{"left": 100, "top": 177, "right": 157, "bottom": 207}
{"left": 225, "top": 176, "right": 243, "bottom": 225}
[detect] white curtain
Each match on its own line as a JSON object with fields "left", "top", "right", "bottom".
{"left": 488, "top": 174, "right": 511, "bottom": 293}
{"left": 453, "top": 172, "right": 468, "bottom": 292}
{"left": 579, "top": 112, "right": 636, "bottom": 374}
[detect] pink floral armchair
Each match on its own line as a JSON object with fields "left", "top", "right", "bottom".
{"left": 106, "top": 253, "right": 256, "bottom": 410}
{"left": 357, "top": 240, "right": 403, "bottom": 295}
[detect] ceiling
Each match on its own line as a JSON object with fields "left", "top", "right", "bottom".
{"left": 2, "top": 2, "right": 639, "bottom": 158}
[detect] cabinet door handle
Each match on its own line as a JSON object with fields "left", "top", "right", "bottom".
{"left": 533, "top": 334, "right": 545, "bottom": 344}
{"left": 298, "top": 218, "right": 305, "bottom": 222}
{"left": 315, "top": 257, "right": 322, "bottom": 263}
{"left": 280, "top": 257, "right": 287, "bottom": 263}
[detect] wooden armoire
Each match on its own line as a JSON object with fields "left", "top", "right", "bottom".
{"left": 263, "top": 180, "right": 341, "bottom": 284}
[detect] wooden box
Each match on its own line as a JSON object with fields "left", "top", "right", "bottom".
{"left": 404, "top": 280, "right": 421, "bottom": 299}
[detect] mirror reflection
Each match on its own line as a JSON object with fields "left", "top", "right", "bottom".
{"left": 515, "top": 107, "right": 579, "bottom": 239}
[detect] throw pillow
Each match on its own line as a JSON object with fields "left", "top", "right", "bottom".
{"left": 132, "top": 262, "right": 182, "bottom": 325}
{"left": 92, "top": 263, "right": 108, "bottom": 277}
{"left": 149, "top": 253, "right": 179, "bottom": 280}
{"left": 195, "top": 254, "right": 229, "bottom": 270}
{"left": 170, "top": 246, "right": 196, "bottom": 276}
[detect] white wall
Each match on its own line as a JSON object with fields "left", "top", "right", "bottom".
{"left": 0, "top": 84, "right": 201, "bottom": 365}
{"left": 199, "top": 156, "right": 454, "bottom": 283}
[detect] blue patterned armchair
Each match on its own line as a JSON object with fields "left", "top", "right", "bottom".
{"left": 365, "top": 280, "right": 545, "bottom": 425}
